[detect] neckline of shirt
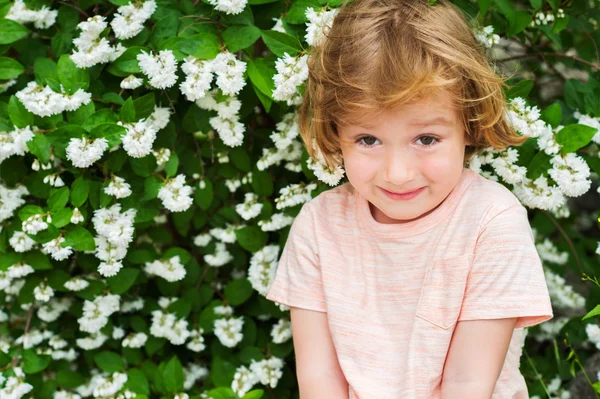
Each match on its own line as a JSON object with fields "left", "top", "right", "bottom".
{"left": 355, "top": 168, "right": 476, "bottom": 238}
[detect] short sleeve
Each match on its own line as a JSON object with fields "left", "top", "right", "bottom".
{"left": 457, "top": 204, "right": 554, "bottom": 328}
{"left": 266, "top": 201, "right": 327, "bottom": 313}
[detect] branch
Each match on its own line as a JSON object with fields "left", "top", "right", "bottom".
{"left": 498, "top": 52, "right": 600, "bottom": 71}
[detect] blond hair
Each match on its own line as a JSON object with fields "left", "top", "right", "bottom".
{"left": 298, "top": 0, "right": 525, "bottom": 170}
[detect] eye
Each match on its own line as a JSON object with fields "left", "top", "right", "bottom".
{"left": 416, "top": 135, "right": 439, "bottom": 147}
{"left": 356, "top": 136, "right": 379, "bottom": 148}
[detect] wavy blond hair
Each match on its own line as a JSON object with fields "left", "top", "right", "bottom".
{"left": 298, "top": 0, "right": 525, "bottom": 170}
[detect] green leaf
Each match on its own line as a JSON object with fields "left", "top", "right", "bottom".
{"left": 107, "top": 268, "right": 140, "bottom": 294}
{"left": 51, "top": 207, "right": 73, "bottom": 228}
{"left": 120, "top": 97, "right": 136, "bottom": 123}
{"left": 223, "top": 26, "right": 261, "bottom": 52}
{"left": 51, "top": 32, "right": 73, "bottom": 57}
{"left": 526, "top": 151, "right": 552, "bottom": 180}
{"left": 71, "top": 176, "right": 90, "bottom": 207}
{"left": 25, "top": 251, "right": 53, "bottom": 270}
{"left": 251, "top": 169, "right": 273, "bottom": 196}
{"left": 164, "top": 152, "right": 179, "bottom": 178}
{"left": 194, "top": 180, "right": 213, "bottom": 210}
{"left": 162, "top": 356, "right": 185, "bottom": 392}
{"left": 286, "top": 0, "right": 321, "bottom": 24}
{"left": 19, "top": 205, "right": 44, "bottom": 221}
{"left": 56, "top": 369, "right": 86, "bottom": 389}
{"left": 8, "top": 95, "right": 34, "bottom": 128}
{"left": 34, "top": 57, "right": 58, "bottom": 86}
{"left": 242, "top": 390, "right": 265, "bottom": 399}
{"left": 150, "top": 14, "right": 179, "bottom": 48}
{"left": 134, "top": 92, "right": 156, "bottom": 119}
{"left": 57, "top": 54, "right": 90, "bottom": 94}
{"left": 95, "top": 351, "right": 126, "bottom": 373}
{"left": 0, "top": 56, "right": 24, "bottom": 79}
{"left": 63, "top": 226, "right": 95, "bottom": 251}
{"left": 130, "top": 155, "right": 157, "bottom": 177}
{"left": 224, "top": 278, "right": 253, "bottom": 305}
{"left": 541, "top": 103, "right": 562, "bottom": 128}
{"left": 0, "top": 252, "right": 21, "bottom": 271}
{"left": 556, "top": 124, "right": 598, "bottom": 153}
{"left": 506, "top": 79, "right": 534, "bottom": 100}
{"left": 230, "top": 147, "right": 251, "bottom": 172}
{"left": 48, "top": 187, "right": 70, "bottom": 212}
{"left": 210, "top": 357, "right": 236, "bottom": 387}
{"left": 247, "top": 58, "right": 275, "bottom": 99}
{"left": 125, "top": 369, "right": 150, "bottom": 395}
{"left": 142, "top": 175, "right": 163, "bottom": 201}
{"left": 23, "top": 349, "right": 51, "bottom": 374}
{"left": 82, "top": 109, "right": 120, "bottom": 132}
{"left": 260, "top": 30, "right": 302, "bottom": 57}
{"left": 186, "top": 33, "right": 221, "bottom": 59}
{"left": 27, "top": 134, "right": 52, "bottom": 164}
{"left": 90, "top": 123, "right": 126, "bottom": 148}
{"left": 583, "top": 305, "right": 600, "bottom": 321}
{"left": 235, "top": 225, "right": 267, "bottom": 252}
{"left": 0, "top": 18, "right": 29, "bottom": 44}
{"left": 110, "top": 46, "right": 146, "bottom": 75}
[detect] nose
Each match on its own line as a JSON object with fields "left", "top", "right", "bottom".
{"left": 382, "top": 147, "right": 417, "bottom": 187}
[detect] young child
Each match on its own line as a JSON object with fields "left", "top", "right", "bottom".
{"left": 266, "top": 0, "right": 554, "bottom": 398}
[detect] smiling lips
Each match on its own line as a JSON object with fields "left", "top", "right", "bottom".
{"left": 378, "top": 186, "right": 425, "bottom": 200}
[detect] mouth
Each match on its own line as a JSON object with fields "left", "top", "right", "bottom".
{"left": 378, "top": 186, "right": 425, "bottom": 200}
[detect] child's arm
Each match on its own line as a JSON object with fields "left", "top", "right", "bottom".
{"left": 440, "top": 317, "right": 517, "bottom": 399}
{"left": 290, "top": 306, "right": 349, "bottom": 399}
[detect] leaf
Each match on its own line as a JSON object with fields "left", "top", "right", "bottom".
{"left": 150, "top": 14, "right": 179, "bottom": 48}
{"left": 286, "top": 0, "right": 321, "bottom": 24}
{"left": 0, "top": 57, "right": 24, "bottom": 80}
{"left": 142, "top": 175, "right": 163, "bottom": 201}
{"left": 33, "top": 57, "right": 58, "bottom": 86}
{"left": 186, "top": 33, "right": 221, "bottom": 59}
{"left": 107, "top": 268, "right": 140, "bottom": 294}
{"left": 541, "top": 103, "right": 562, "bottom": 128}
{"left": 25, "top": 251, "right": 53, "bottom": 270}
{"left": 230, "top": 147, "right": 251, "bottom": 172}
{"left": 235, "top": 225, "right": 267, "bottom": 252}
{"left": 260, "top": 30, "right": 302, "bottom": 57}
{"left": 194, "top": 180, "right": 213, "bottom": 210}
{"left": 247, "top": 58, "right": 275, "bottom": 99}
{"left": 18, "top": 205, "right": 44, "bottom": 221}
{"left": 556, "top": 124, "right": 598, "bottom": 153}
{"left": 90, "top": 123, "right": 126, "bottom": 148}
{"left": 62, "top": 226, "right": 95, "bottom": 251}
{"left": 57, "top": 54, "right": 90, "bottom": 94}
{"left": 8, "top": 95, "right": 34, "bottom": 128}
{"left": 164, "top": 152, "right": 179, "bottom": 178}
{"left": 224, "top": 278, "right": 253, "bottom": 305}
{"left": 110, "top": 46, "right": 147, "bottom": 75}
{"left": 526, "top": 151, "right": 552, "bottom": 180}
{"left": 210, "top": 357, "right": 236, "bottom": 387}
{"left": 251, "top": 169, "right": 273, "bottom": 196}
{"left": 0, "top": 18, "right": 29, "bottom": 44}
{"left": 242, "top": 390, "right": 265, "bottom": 399}
{"left": 51, "top": 207, "right": 73, "bottom": 228}
{"left": 130, "top": 155, "right": 157, "bottom": 177}
{"left": 48, "top": 187, "right": 70, "bottom": 212}
{"left": 26, "top": 134, "right": 52, "bottom": 164}
{"left": 223, "top": 26, "right": 262, "bottom": 52}
{"left": 125, "top": 369, "right": 150, "bottom": 395}
{"left": 134, "top": 92, "right": 156, "bottom": 120}
{"left": 120, "top": 97, "right": 136, "bottom": 123}
{"left": 162, "top": 356, "right": 185, "bottom": 392}
{"left": 71, "top": 176, "right": 90, "bottom": 207}
{"left": 51, "top": 32, "right": 73, "bottom": 57}
{"left": 94, "top": 351, "right": 126, "bottom": 373}
{"left": 82, "top": 109, "right": 119, "bottom": 132}
{"left": 506, "top": 79, "right": 534, "bottom": 100}
{"left": 583, "top": 305, "right": 600, "bottom": 321}
{"left": 23, "top": 349, "right": 51, "bottom": 374}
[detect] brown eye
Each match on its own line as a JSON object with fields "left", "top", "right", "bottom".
{"left": 417, "top": 136, "right": 438, "bottom": 146}
{"left": 360, "top": 136, "right": 378, "bottom": 146}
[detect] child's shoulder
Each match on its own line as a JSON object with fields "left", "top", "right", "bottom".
{"left": 461, "top": 170, "right": 525, "bottom": 222}
{"left": 304, "top": 181, "right": 356, "bottom": 216}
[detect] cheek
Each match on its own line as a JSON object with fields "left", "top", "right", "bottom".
{"left": 420, "top": 146, "right": 465, "bottom": 179}
{"left": 341, "top": 150, "right": 378, "bottom": 180}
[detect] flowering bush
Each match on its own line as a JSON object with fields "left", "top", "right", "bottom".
{"left": 0, "top": 0, "right": 600, "bottom": 398}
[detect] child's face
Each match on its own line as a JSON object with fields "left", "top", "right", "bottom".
{"left": 338, "top": 91, "right": 469, "bottom": 224}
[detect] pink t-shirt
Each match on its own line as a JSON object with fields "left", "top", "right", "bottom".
{"left": 266, "top": 168, "right": 553, "bottom": 398}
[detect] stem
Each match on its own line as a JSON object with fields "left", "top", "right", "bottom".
{"left": 523, "top": 348, "right": 553, "bottom": 399}
{"left": 564, "top": 334, "right": 600, "bottom": 398}
{"left": 498, "top": 52, "right": 600, "bottom": 71}
{"left": 541, "top": 210, "right": 584, "bottom": 276}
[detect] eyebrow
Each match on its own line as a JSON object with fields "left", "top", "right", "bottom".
{"left": 354, "top": 115, "right": 454, "bottom": 130}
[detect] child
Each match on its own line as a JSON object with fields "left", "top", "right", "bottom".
{"left": 266, "top": 0, "right": 553, "bottom": 398}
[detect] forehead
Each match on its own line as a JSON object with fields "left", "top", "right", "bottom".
{"left": 340, "top": 93, "right": 461, "bottom": 131}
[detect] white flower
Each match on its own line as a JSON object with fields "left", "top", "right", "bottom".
{"left": 71, "top": 16, "right": 121, "bottom": 68}
{"left": 474, "top": 25, "right": 499, "bottom": 48}
{"left": 120, "top": 120, "right": 158, "bottom": 158}
{"left": 548, "top": 153, "right": 591, "bottom": 197}
{"left": 92, "top": 204, "right": 136, "bottom": 247}
{"left": 186, "top": 328, "right": 206, "bottom": 352}
{"left": 193, "top": 234, "right": 212, "bottom": 247}
{"left": 235, "top": 193, "right": 263, "bottom": 220}
{"left": 305, "top": 7, "right": 338, "bottom": 47}
{"left": 78, "top": 294, "right": 120, "bottom": 334}
{"left": 214, "top": 316, "right": 244, "bottom": 347}
{"left": 512, "top": 176, "right": 566, "bottom": 211}
{"left": 271, "top": 319, "right": 292, "bottom": 344}
{"left": 258, "top": 212, "right": 294, "bottom": 232}
{"left": 33, "top": 281, "right": 54, "bottom": 302}
{"left": 207, "top": 0, "right": 247, "bottom": 15}
{"left": 111, "top": 0, "right": 156, "bottom": 39}
{"left": 104, "top": 175, "right": 132, "bottom": 198}
{"left": 16, "top": 81, "right": 91, "bottom": 117}
{"left": 144, "top": 256, "right": 187, "bottom": 282}
{"left": 146, "top": 106, "right": 171, "bottom": 130}
{"left": 71, "top": 207, "right": 84, "bottom": 224}
{"left": 0, "top": 126, "right": 35, "bottom": 164}
{"left": 42, "top": 237, "right": 73, "bottom": 261}
{"left": 204, "top": 242, "right": 234, "bottom": 267}
{"left": 64, "top": 277, "right": 90, "bottom": 291}
{"left": 248, "top": 244, "right": 279, "bottom": 296}
{"left": 22, "top": 214, "right": 49, "bottom": 235}
{"left": 122, "top": 332, "right": 148, "bottom": 348}
{"left": 180, "top": 57, "right": 214, "bottom": 101}
{"left": 9, "top": 231, "right": 36, "bottom": 252}
{"left": 250, "top": 357, "right": 284, "bottom": 388}
{"left": 98, "top": 259, "right": 124, "bottom": 277}
{"left": 231, "top": 365, "right": 259, "bottom": 397}
{"left": 137, "top": 49, "right": 178, "bottom": 89}
{"left": 66, "top": 137, "right": 109, "bottom": 168}
{"left": 6, "top": 0, "right": 57, "bottom": 29}
{"left": 505, "top": 97, "right": 550, "bottom": 138}
{"left": 275, "top": 182, "right": 317, "bottom": 209}
{"left": 273, "top": 54, "right": 309, "bottom": 103}
{"left": 211, "top": 52, "right": 247, "bottom": 95}
{"left": 121, "top": 74, "right": 144, "bottom": 90}
{"left": 209, "top": 115, "right": 245, "bottom": 147}
{"left": 158, "top": 174, "right": 193, "bottom": 212}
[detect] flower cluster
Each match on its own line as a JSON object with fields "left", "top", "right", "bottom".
{"left": 137, "top": 50, "right": 178, "bottom": 89}
{"left": 144, "top": 255, "right": 187, "bottom": 282}
{"left": 272, "top": 53, "right": 309, "bottom": 104}
{"left": 71, "top": 16, "right": 125, "bottom": 68}
{"left": 474, "top": 25, "right": 500, "bottom": 48}
{"left": 16, "top": 81, "right": 92, "bottom": 117}
{"left": 111, "top": 0, "right": 156, "bottom": 39}
{"left": 305, "top": 7, "right": 339, "bottom": 47}
{"left": 6, "top": 0, "right": 57, "bottom": 29}
{"left": 0, "top": 126, "right": 34, "bottom": 165}
{"left": 213, "top": 305, "right": 245, "bottom": 347}
{"left": 247, "top": 244, "right": 279, "bottom": 296}
{"left": 93, "top": 204, "right": 136, "bottom": 277}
